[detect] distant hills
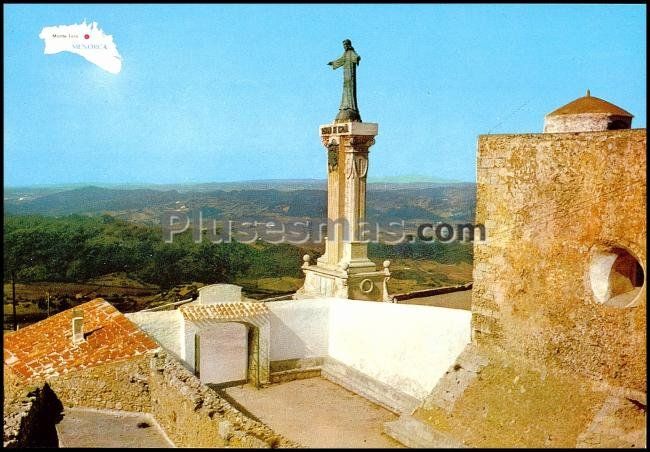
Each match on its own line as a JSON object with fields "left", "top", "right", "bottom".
{"left": 5, "top": 176, "right": 470, "bottom": 193}
{"left": 368, "top": 174, "right": 466, "bottom": 184}
{"left": 4, "top": 179, "right": 476, "bottom": 224}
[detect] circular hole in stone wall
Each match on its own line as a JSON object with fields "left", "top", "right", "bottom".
{"left": 589, "top": 246, "right": 645, "bottom": 308}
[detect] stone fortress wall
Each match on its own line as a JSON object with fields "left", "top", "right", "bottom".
{"left": 472, "top": 128, "right": 646, "bottom": 393}
{"left": 386, "top": 127, "right": 647, "bottom": 448}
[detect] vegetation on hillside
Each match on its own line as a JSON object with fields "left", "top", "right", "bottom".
{"left": 369, "top": 240, "right": 473, "bottom": 264}
{"left": 3, "top": 214, "right": 474, "bottom": 327}
{"left": 3, "top": 215, "right": 305, "bottom": 290}
{"left": 5, "top": 214, "right": 473, "bottom": 288}
{"left": 4, "top": 183, "right": 476, "bottom": 225}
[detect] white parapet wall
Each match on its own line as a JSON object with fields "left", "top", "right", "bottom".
{"left": 129, "top": 296, "right": 471, "bottom": 404}
{"left": 265, "top": 299, "right": 330, "bottom": 362}
{"left": 126, "top": 310, "right": 184, "bottom": 359}
{"left": 327, "top": 299, "right": 472, "bottom": 400}
{"left": 264, "top": 297, "right": 471, "bottom": 401}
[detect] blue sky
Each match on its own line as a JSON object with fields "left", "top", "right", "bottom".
{"left": 4, "top": 4, "right": 646, "bottom": 186}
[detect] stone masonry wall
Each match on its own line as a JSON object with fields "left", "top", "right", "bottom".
{"left": 3, "top": 370, "right": 62, "bottom": 448}
{"left": 3, "top": 366, "right": 24, "bottom": 408}
{"left": 148, "top": 351, "right": 297, "bottom": 448}
{"left": 6, "top": 351, "right": 297, "bottom": 448}
{"left": 45, "top": 354, "right": 152, "bottom": 412}
{"left": 473, "top": 129, "right": 646, "bottom": 393}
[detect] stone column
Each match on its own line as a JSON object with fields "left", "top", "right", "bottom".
{"left": 296, "top": 121, "right": 392, "bottom": 302}
{"left": 341, "top": 135, "right": 376, "bottom": 272}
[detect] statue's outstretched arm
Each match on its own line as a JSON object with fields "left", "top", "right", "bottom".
{"left": 328, "top": 54, "right": 346, "bottom": 69}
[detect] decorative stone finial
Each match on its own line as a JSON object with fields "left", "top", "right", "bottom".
{"left": 302, "top": 254, "right": 311, "bottom": 268}
{"left": 383, "top": 260, "right": 391, "bottom": 277}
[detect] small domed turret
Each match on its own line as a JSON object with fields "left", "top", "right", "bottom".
{"left": 544, "top": 90, "right": 633, "bottom": 133}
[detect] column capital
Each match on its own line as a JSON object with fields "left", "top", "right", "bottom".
{"left": 344, "top": 135, "right": 375, "bottom": 151}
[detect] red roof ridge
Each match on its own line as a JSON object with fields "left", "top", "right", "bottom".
{"left": 3, "top": 298, "right": 159, "bottom": 382}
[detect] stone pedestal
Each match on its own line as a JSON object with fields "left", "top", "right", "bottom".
{"left": 295, "top": 121, "right": 392, "bottom": 302}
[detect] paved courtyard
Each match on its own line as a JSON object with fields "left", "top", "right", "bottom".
{"left": 56, "top": 407, "right": 173, "bottom": 448}
{"left": 221, "top": 377, "right": 403, "bottom": 448}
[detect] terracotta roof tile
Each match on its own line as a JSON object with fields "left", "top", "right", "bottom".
{"left": 3, "top": 299, "right": 159, "bottom": 382}
{"left": 180, "top": 302, "right": 268, "bottom": 322}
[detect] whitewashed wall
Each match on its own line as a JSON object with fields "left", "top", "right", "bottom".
{"left": 198, "top": 284, "right": 242, "bottom": 304}
{"left": 129, "top": 297, "right": 471, "bottom": 402}
{"left": 126, "top": 310, "right": 184, "bottom": 359}
{"left": 265, "top": 297, "right": 470, "bottom": 400}
{"left": 327, "top": 299, "right": 471, "bottom": 400}
{"left": 198, "top": 323, "right": 248, "bottom": 384}
{"left": 266, "top": 299, "right": 330, "bottom": 361}
{"left": 182, "top": 319, "right": 198, "bottom": 371}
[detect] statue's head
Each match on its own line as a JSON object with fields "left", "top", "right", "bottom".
{"left": 342, "top": 39, "right": 352, "bottom": 50}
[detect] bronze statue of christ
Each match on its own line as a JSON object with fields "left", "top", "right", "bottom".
{"left": 328, "top": 39, "right": 362, "bottom": 123}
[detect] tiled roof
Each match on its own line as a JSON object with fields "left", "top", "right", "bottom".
{"left": 547, "top": 91, "right": 633, "bottom": 117}
{"left": 3, "top": 299, "right": 159, "bottom": 381}
{"left": 180, "top": 302, "right": 268, "bottom": 322}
